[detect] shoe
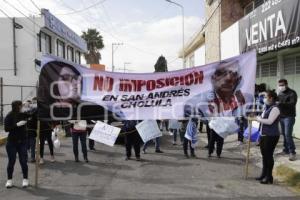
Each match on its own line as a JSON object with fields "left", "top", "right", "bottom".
{"left": 172, "top": 142, "right": 177, "bottom": 145}
{"left": 90, "top": 147, "right": 96, "bottom": 151}
{"left": 22, "top": 179, "right": 29, "bottom": 188}
{"left": 260, "top": 178, "right": 273, "bottom": 184}
{"left": 142, "top": 149, "right": 147, "bottom": 154}
{"left": 39, "top": 158, "right": 44, "bottom": 165}
{"left": 207, "top": 154, "right": 212, "bottom": 158}
{"left": 217, "top": 155, "right": 221, "bottom": 159}
{"left": 255, "top": 176, "right": 265, "bottom": 181}
{"left": 75, "top": 157, "right": 79, "bottom": 162}
{"left": 276, "top": 150, "right": 289, "bottom": 156}
{"left": 50, "top": 156, "right": 55, "bottom": 163}
{"left": 125, "top": 157, "right": 131, "bottom": 161}
{"left": 5, "top": 180, "right": 13, "bottom": 188}
{"left": 204, "top": 145, "right": 209, "bottom": 149}
{"left": 155, "top": 150, "right": 164, "bottom": 153}
{"left": 191, "top": 154, "right": 197, "bottom": 158}
{"left": 84, "top": 159, "right": 89, "bottom": 163}
{"left": 136, "top": 157, "right": 141, "bottom": 161}
{"left": 30, "top": 159, "right": 36, "bottom": 163}
{"left": 289, "top": 154, "right": 297, "bottom": 161}
{"left": 184, "top": 154, "right": 189, "bottom": 158}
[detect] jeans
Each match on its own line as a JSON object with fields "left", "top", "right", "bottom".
{"left": 72, "top": 132, "right": 88, "bottom": 160}
{"left": 259, "top": 136, "right": 279, "bottom": 180}
{"left": 143, "top": 137, "right": 160, "bottom": 151}
{"left": 40, "top": 132, "right": 54, "bottom": 158}
{"left": 183, "top": 138, "right": 195, "bottom": 156}
{"left": 170, "top": 129, "right": 179, "bottom": 143}
{"left": 27, "top": 137, "right": 36, "bottom": 160}
{"left": 6, "top": 141, "right": 28, "bottom": 179}
{"left": 125, "top": 131, "right": 141, "bottom": 158}
{"left": 209, "top": 130, "right": 224, "bottom": 156}
{"left": 280, "top": 117, "right": 296, "bottom": 154}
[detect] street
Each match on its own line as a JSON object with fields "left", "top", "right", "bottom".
{"left": 0, "top": 134, "right": 298, "bottom": 200}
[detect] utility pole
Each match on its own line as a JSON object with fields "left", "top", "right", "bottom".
{"left": 111, "top": 43, "right": 123, "bottom": 72}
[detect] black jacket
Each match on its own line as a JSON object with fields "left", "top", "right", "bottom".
{"left": 4, "top": 112, "right": 29, "bottom": 143}
{"left": 278, "top": 88, "right": 298, "bottom": 117}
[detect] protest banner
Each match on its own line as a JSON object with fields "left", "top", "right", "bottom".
{"left": 135, "top": 120, "right": 162, "bottom": 143}
{"left": 89, "top": 121, "right": 121, "bottom": 147}
{"left": 37, "top": 51, "right": 256, "bottom": 121}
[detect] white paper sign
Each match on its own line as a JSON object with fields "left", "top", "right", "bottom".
{"left": 89, "top": 121, "right": 121, "bottom": 147}
{"left": 135, "top": 120, "right": 162, "bottom": 143}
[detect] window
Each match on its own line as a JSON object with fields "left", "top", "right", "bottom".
{"left": 75, "top": 51, "right": 81, "bottom": 64}
{"left": 57, "top": 39, "right": 65, "bottom": 58}
{"left": 67, "top": 46, "right": 74, "bottom": 62}
{"left": 244, "top": 0, "right": 266, "bottom": 15}
{"left": 258, "top": 61, "right": 277, "bottom": 77}
{"left": 39, "top": 31, "right": 51, "bottom": 54}
{"left": 189, "top": 54, "right": 195, "bottom": 67}
{"left": 284, "top": 55, "right": 300, "bottom": 75}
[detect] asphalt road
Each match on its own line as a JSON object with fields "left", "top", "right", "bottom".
{"left": 0, "top": 134, "right": 299, "bottom": 200}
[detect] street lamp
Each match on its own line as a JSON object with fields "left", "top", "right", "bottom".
{"left": 112, "top": 42, "right": 123, "bottom": 72}
{"left": 123, "top": 62, "right": 131, "bottom": 73}
{"left": 165, "top": 0, "right": 185, "bottom": 68}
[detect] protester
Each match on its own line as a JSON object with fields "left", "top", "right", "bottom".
{"left": 26, "top": 99, "right": 38, "bottom": 163}
{"left": 277, "top": 79, "right": 297, "bottom": 161}
{"left": 40, "top": 121, "right": 55, "bottom": 164}
{"left": 123, "top": 120, "right": 142, "bottom": 161}
{"left": 143, "top": 120, "right": 164, "bottom": 153}
{"left": 4, "top": 100, "right": 30, "bottom": 188}
{"left": 168, "top": 119, "right": 180, "bottom": 145}
{"left": 70, "top": 120, "right": 88, "bottom": 162}
{"left": 179, "top": 119, "right": 195, "bottom": 158}
{"left": 87, "top": 120, "right": 96, "bottom": 151}
{"left": 184, "top": 118, "right": 198, "bottom": 158}
{"left": 253, "top": 90, "right": 280, "bottom": 184}
{"left": 208, "top": 125, "right": 224, "bottom": 158}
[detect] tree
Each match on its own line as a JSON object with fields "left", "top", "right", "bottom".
{"left": 81, "top": 28, "right": 104, "bottom": 64}
{"left": 154, "top": 55, "right": 168, "bottom": 72}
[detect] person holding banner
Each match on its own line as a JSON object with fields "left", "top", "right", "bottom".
{"left": 179, "top": 119, "right": 195, "bottom": 158}
{"left": 4, "top": 101, "right": 30, "bottom": 188}
{"left": 122, "top": 120, "right": 142, "bottom": 161}
{"left": 251, "top": 90, "right": 280, "bottom": 184}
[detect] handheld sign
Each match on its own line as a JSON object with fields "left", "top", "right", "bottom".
{"left": 89, "top": 121, "right": 121, "bottom": 147}
{"left": 135, "top": 120, "right": 162, "bottom": 143}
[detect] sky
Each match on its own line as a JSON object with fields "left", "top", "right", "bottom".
{"left": 0, "top": 0, "right": 205, "bottom": 72}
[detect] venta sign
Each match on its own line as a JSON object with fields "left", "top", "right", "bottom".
{"left": 239, "top": 0, "right": 300, "bottom": 54}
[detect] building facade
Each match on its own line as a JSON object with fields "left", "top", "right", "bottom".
{"left": 0, "top": 9, "right": 87, "bottom": 121}
{"left": 182, "top": 0, "right": 300, "bottom": 138}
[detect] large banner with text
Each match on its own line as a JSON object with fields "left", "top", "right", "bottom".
{"left": 37, "top": 51, "right": 256, "bottom": 121}
{"left": 239, "top": 0, "right": 300, "bottom": 54}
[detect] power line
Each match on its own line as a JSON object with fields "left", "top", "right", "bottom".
{"left": 30, "top": 0, "right": 41, "bottom": 12}
{"left": 16, "top": 0, "right": 39, "bottom": 15}
{"left": 55, "top": 0, "right": 108, "bottom": 15}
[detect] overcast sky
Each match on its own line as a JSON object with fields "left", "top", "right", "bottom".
{"left": 0, "top": 0, "right": 204, "bottom": 72}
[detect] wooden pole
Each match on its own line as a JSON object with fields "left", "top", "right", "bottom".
{"left": 35, "top": 120, "right": 40, "bottom": 188}
{"left": 244, "top": 119, "right": 252, "bottom": 179}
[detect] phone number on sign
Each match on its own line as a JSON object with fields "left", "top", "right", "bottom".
{"left": 262, "top": 0, "right": 282, "bottom": 13}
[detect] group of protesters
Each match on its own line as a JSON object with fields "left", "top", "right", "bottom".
{"left": 3, "top": 79, "right": 298, "bottom": 188}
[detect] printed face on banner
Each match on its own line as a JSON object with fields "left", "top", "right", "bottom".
{"left": 37, "top": 51, "right": 256, "bottom": 121}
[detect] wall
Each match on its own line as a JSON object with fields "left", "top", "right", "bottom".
{"left": 205, "top": 0, "right": 221, "bottom": 63}
{"left": 221, "top": 0, "right": 244, "bottom": 31}
{"left": 221, "top": 22, "right": 240, "bottom": 60}
{"left": 195, "top": 44, "right": 206, "bottom": 66}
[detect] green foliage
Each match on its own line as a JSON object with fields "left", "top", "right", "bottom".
{"left": 81, "top": 29, "right": 104, "bottom": 64}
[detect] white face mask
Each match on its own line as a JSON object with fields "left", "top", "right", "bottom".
{"left": 278, "top": 86, "right": 286, "bottom": 92}
{"left": 263, "top": 98, "right": 271, "bottom": 105}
